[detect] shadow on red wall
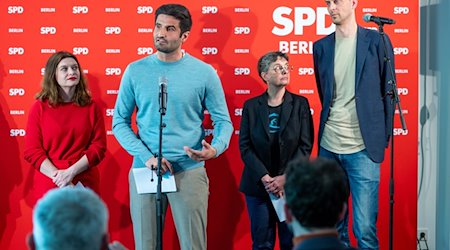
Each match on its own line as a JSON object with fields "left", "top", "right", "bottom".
{"left": 0, "top": 59, "right": 24, "bottom": 248}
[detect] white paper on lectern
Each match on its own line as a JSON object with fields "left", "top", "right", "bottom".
{"left": 269, "top": 193, "right": 286, "bottom": 222}
{"left": 132, "top": 168, "right": 177, "bottom": 194}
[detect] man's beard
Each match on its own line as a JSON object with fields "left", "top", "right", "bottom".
{"left": 155, "top": 38, "right": 179, "bottom": 54}
{"left": 156, "top": 45, "right": 177, "bottom": 54}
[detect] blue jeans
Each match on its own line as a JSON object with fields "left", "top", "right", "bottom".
{"left": 319, "top": 147, "right": 380, "bottom": 250}
{"left": 245, "top": 195, "right": 293, "bottom": 250}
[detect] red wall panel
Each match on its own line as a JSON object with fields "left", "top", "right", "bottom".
{"left": 0, "top": 1, "right": 418, "bottom": 249}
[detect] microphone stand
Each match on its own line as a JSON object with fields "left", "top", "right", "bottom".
{"left": 378, "top": 23, "right": 407, "bottom": 250}
{"left": 156, "top": 81, "right": 167, "bottom": 250}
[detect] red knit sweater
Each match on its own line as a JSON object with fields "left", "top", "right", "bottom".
{"left": 24, "top": 99, "right": 106, "bottom": 202}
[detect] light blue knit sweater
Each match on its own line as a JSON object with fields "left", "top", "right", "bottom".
{"left": 112, "top": 53, "right": 233, "bottom": 172}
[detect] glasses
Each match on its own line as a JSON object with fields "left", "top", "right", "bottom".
{"left": 272, "top": 64, "right": 293, "bottom": 73}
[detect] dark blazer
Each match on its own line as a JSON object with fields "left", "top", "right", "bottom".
{"left": 313, "top": 26, "right": 395, "bottom": 163}
{"left": 239, "top": 91, "right": 314, "bottom": 197}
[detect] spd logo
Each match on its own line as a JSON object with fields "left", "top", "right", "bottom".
{"left": 298, "top": 68, "right": 314, "bottom": 75}
{"left": 234, "top": 68, "right": 250, "bottom": 75}
{"left": 105, "top": 27, "right": 121, "bottom": 34}
{"left": 393, "top": 128, "right": 408, "bottom": 136}
{"left": 234, "top": 27, "right": 250, "bottom": 35}
{"left": 137, "top": 6, "right": 153, "bottom": 14}
{"left": 137, "top": 47, "right": 154, "bottom": 55}
{"left": 393, "top": 7, "right": 409, "bottom": 14}
{"left": 9, "top": 88, "right": 25, "bottom": 96}
{"left": 202, "top": 47, "right": 218, "bottom": 55}
{"left": 105, "top": 68, "right": 121, "bottom": 75}
{"left": 72, "top": 6, "right": 88, "bottom": 14}
{"left": 394, "top": 47, "right": 409, "bottom": 55}
{"left": 10, "top": 129, "right": 26, "bottom": 137}
{"left": 8, "top": 47, "right": 24, "bottom": 55}
{"left": 8, "top": 6, "right": 24, "bottom": 14}
{"left": 73, "top": 47, "right": 89, "bottom": 55}
{"left": 272, "top": 7, "right": 333, "bottom": 36}
{"left": 202, "top": 6, "right": 218, "bottom": 14}
{"left": 40, "top": 27, "right": 56, "bottom": 34}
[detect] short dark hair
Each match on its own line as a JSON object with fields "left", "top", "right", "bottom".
{"left": 257, "top": 51, "right": 289, "bottom": 83}
{"left": 155, "top": 4, "right": 192, "bottom": 36}
{"left": 284, "top": 158, "right": 349, "bottom": 228}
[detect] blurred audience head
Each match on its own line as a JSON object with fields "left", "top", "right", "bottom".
{"left": 284, "top": 158, "right": 349, "bottom": 232}
{"left": 27, "top": 187, "right": 109, "bottom": 250}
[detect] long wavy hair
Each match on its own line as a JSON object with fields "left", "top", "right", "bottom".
{"left": 36, "top": 51, "right": 91, "bottom": 106}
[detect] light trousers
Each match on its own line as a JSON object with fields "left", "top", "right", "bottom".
{"left": 129, "top": 166, "right": 209, "bottom": 250}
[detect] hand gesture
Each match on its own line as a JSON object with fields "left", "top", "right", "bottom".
{"left": 183, "top": 139, "right": 217, "bottom": 162}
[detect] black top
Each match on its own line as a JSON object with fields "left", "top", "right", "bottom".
{"left": 268, "top": 104, "right": 281, "bottom": 175}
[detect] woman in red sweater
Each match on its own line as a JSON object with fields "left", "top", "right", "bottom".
{"left": 24, "top": 51, "right": 106, "bottom": 203}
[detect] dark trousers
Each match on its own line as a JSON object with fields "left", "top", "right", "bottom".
{"left": 246, "top": 195, "right": 293, "bottom": 250}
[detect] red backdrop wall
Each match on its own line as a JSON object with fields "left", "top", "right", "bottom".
{"left": 0, "top": 1, "right": 417, "bottom": 249}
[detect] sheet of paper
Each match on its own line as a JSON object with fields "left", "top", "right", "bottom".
{"left": 269, "top": 193, "right": 286, "bottom": 222}
{"left": 132, "top": 168, "right": 177, "bottom": 194}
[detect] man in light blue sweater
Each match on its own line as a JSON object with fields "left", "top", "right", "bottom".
{"left": 112, "top": 4, "right": 233, "bottom": 250}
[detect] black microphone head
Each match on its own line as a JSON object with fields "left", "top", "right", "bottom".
{"left": 363, "top": 13, "right": 396, "bottom": 25}
{"left": 363, "top": 13, "right": 372, "bottom": 23}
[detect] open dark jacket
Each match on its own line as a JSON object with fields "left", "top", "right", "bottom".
{"left": 313, "top": 26, "right": 396, "bottom": 163}
{"left": 239, "top": 91, "right": 314, "bottom": 197}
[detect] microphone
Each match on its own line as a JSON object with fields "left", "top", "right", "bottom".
{"left": 159, "top": 76, "right": 167, "bottom": 115}
{"left": 363, "top": 14, "right": 396, "bottom": 25}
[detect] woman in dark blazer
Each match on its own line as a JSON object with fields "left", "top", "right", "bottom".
{"left": 239, "top": 51, "right": 314, "bottom": 250}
